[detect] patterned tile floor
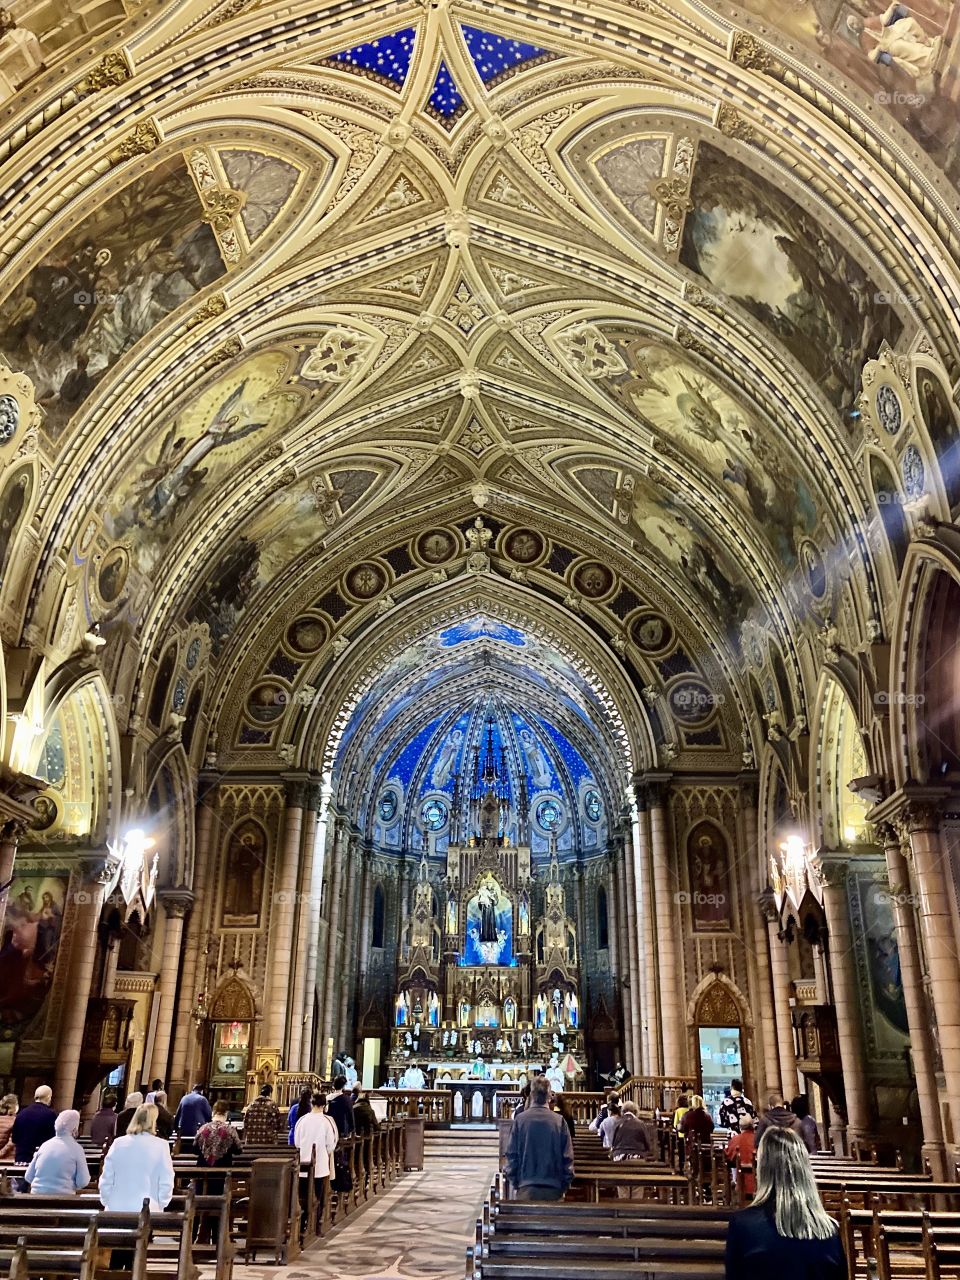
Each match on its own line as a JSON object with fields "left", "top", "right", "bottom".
{"left": 221, "top": 1143, "right": 500, "bottom": 1280}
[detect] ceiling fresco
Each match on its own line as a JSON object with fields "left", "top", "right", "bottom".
{"left": 0, "top": 0, "right": 958, "bottom": 806}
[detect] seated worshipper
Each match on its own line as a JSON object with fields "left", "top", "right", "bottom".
{"left": 672, "top": 1092, "right": 690, "bottom": 1133}
{"left": 611, "top": 1101, "right": 655, "bottom": 1198}
{"left": 724, "top": 1127, "right": 845, "bottom": 1280}
{"left": 174, "top": 1084, "right": 212, "bottom": 1151}
{"left": 0, "top": 1094, "right": 19, "bottom": 1160}
{"left": 756, "top": 1093, "right": 804, "bottom": 1146}
{"left": 503, "top": 1075, "right": 574, "bottom": 1202}
{"left": 598, "top": 1100, "right": 622, "bottom": 1149}
{"left": 790, "top": 1095, "right": 820, "bottom": 1154}
{"left": 288, "top": 1085, "right": 314, "bottom": 1146}
{"left": 89, "top": 1092, "right": 118, "bottom": 1148}
{"left": 294, "top": 1093, "right": 339, "bottom": 1220}
{"left": 12, "top": 1085, "right": 56, "bottom": 1162}
{"left": 243, "top": 1084, "right": 281, "bottom": 1146}
{"left": 718, "top": 1078, "right": 757, "bottom": 1130}
{"left": 25, "top": 1109, "right": 90, "bottom": 1194}
{"left": 99, "top": 1104, "right": 175, "bottom": 1212}
{"left": 115, "top": 1091, "right": 143, "bottom": 1137}
{"left": 351, "top": 1087, "right": 381, "bottom": 1136}
{"left": 152, "top": 1090, "right": 175, "bottom": 1140}
{"left": 725, "top": 1114, "right": 756, "bottom": 1199}
{"left": 589, "top": 1091, "right": 620, "bottom": 1133}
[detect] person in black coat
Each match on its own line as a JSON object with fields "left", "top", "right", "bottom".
{"left": 326, "top": 1076, "right": 354, "bottom": 1137}
{"left": 725, "top": 1127, "right": 846, "bottom": 1280}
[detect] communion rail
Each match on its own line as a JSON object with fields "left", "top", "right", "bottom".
{"left": 493, "top": 1076, "right": 689, "bottom": 1120}
{"left": 368, "top": 1089, "right": 453, "bottom": 1124}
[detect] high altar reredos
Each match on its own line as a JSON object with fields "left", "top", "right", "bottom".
{"left": 388, "top": 817, "right": 584, "bottom": 1086}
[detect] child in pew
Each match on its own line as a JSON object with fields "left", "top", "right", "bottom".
{"left": 724, "top": 1127, "right": 845, "bottom": 1280}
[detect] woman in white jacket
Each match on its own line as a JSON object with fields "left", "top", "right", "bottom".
{"left": 99, "top": 1104, "right": 175, "bottom": 1212}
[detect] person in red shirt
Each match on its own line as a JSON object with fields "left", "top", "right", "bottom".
{"left": 725, "top": 1114, "right": 756, "bottom": 1199}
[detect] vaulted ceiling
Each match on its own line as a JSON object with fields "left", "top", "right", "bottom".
{"left": 0, "top": 0, "right": 958, "bottom": 803}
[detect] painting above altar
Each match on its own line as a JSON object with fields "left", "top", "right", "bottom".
{"left": 462, "top": 873, "right": 514, "bottom": 966}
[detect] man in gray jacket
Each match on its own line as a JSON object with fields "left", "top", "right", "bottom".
{"left": 503, "top": 1076, "right": 574, "bottom": 1201}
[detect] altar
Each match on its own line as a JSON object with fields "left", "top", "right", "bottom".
{"left": 436, "top": 1078, "right": 514, "bottom": 1122}
{"left": 387, "top": 736, "right": 584, "bottom": 1087}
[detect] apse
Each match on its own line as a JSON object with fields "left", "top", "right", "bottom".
{"left": 331, "top": 612, "right": 620, "bottom": 861}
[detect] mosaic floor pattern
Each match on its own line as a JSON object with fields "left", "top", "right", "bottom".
{"left": 223, "top": 1143, "right": 500, "bottom": 1280}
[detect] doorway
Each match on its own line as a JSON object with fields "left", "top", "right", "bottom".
{"left": 698, "top": 1026, "right": 743, "bottom": 1121}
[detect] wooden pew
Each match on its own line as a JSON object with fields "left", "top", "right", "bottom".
{"left": 0, "top": 1209, "right": 149, "bottom": 1280}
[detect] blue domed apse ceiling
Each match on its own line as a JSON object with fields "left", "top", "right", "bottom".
{"left": 332, "top": 614, "right": 623, "bottom": 861}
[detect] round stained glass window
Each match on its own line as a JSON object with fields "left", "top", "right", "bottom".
{"left": 421, "top": 798, "right": 448, "bottom": 831}
{"left": 379, "top": 789, "right": 398, "bottom": 824}
{"left": 584, "top": 790, "right": 602, "bottom": 823}
{"left": 537, "top": 799, "right": 563, "bottom": 831}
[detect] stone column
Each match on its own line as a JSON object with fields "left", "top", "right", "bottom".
{"left": 648, "top": 782, "right": 684, "bottom": 1076}
{"left": 604, "top": 852, "right": 623, "bottom": 1057}
{"left": 149, "top": 888, "right": 194, "bottom": 1084}
{"left": 879, "top": 822, "right": 946, "bottom": 1175}
{"left": 301, "top": 781, "right": 332, "bottom": 1071}
{"left": 169, "top": 775, "right": 218, "bottom": 1098}
{"left": 288, "top": 785, "right": 321, "bottom": 1070}
{"left": 264, "top": 779, "right": 307, "bottom": 1056}
{"left": 355, "top": 850, "right": 376, "bottom": 1035}
{"left": 336, "top": 836, "right": 361, "bottom": 1052}
{"left": 634, "top": 794, "right": 660, "bottom": 1074}
{"left": 760, "top": 889, "right": 800, "bottom": 1098}
{"left": 54, "top": 861, "right": 108, "bottom": 1108}
{"left": 318, "top": 818, "right": 348, "bottom": 1073}
{"left": 620, "top": 826, "right": 642, "bottom": 1075}
{"left": 816, "top": 856, "right": 869, "bottom": 1142}
{"left": 740, "top": 784, "right": 779, "bottom": 1098}
{"left": 902, "top": 801, "right": 960, "bottom": 1151}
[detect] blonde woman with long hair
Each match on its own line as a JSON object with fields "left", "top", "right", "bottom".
{"left": 724, "top": 1127, "right": 845, "bottom": 1279}
{"left": 99, "top": 1104, "right": 174, "bottom": 1212}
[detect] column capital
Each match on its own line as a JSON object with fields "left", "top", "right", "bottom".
{"left": 632, "top": 772, "right": 672, "bottom": 810}
{"left": 159, "top": 886, "right": 195, "bottom": 918}
{"left": 868, "top": 782, "right": 951, "bottom": 834}
{"left": 282, "top": 774, "right": 311, "bottom": 808}
{"left": 812, "top": 854, "right": 848, "bottom": 892}
{"left": 736, "top": 772, "right": 759, "bottom": 808}
{"left": 196, "top": 772, "right": 220, "bottom": 805}
{"left": 758, "top": 885, "right": 780, "bottom": 924}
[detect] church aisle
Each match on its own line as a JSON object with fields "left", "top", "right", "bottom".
{"left": 223, "top": 1139, "right": 500, "bottom": 1280}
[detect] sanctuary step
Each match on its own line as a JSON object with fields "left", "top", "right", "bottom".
{"left": 426, "top": 1126, "right": 500, "bottom": 1161}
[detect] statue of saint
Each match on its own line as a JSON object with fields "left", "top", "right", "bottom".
{"left": 477, "top": 878, "right": 498, "bottom": 943}
{"left": 535, "top": 992, "right": 548, "bottom": 1028}
{"left": 565, "top": 990, "right": 579, "bottom": 1028}
{"left": 395, "top": 991, "right": 408, "bottom": 1026}
{"left": 503, "top": 997, "right": 517, "bottom": 1029}
{"left": 551, "top": 987, "right": 563, "bottom": 1025}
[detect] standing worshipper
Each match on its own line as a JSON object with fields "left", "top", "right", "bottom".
{"left": 611, "top": 1101, "right": 655, "bottom": 1199}
{"left": 152, "top": 1090, "right": 175, "bottom": 1140}
{"left": 725, "top": 1114, "right": 757, "bottom": 1200}
{"left": 115, "top": 1091, "right": 143, "bottom": 1137}
{"left": 99, "top": 1105, "right": 175, "bottom": 1212}
{"left": 351, "top": 1087, "right": 380, "bottom": 1136}
{"left": 174, "top": 1084, "right": 212, "bottom": 1152}
{"left": 24, "top": 1110, "right": 90, "bottom": 1194}
{"left": 724, "top": 1127, "right": 845, "bottom": 1279}
{"left": 243, "top": 1084, "right": 281, "bottom": 1147}
{"left": 89, "top": 1092, "right": 118, "bottom": 1148}
{"left": 144, "top": 1079, "right": 163, "bottom": 1105}
{"left": 503, "top": 1075, "right": 574, "bottom": 1202}
{"left": 12, "top": 1085, "right": 56, "bottom": 1162}
{"left": 326, "top": 1076, "right": 355, "bottom": 1137}
{"left": 718, "top": 1078, "right": 757, "bottom": 1130}
{"left": 790, "top": 1096, "right": 820, "bottom": 1154}
{"left": 294, "top": 1093, "right": 339, "bottom": 1223}
{"left": 756, "top": 1093, "right": 804, "bottom": 1145}
{"left": 288, "top": 1086, "right": 313, "bottom": 1145}
{"left": 196, "top": 1099, "right": 243, "bottom": 1191}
